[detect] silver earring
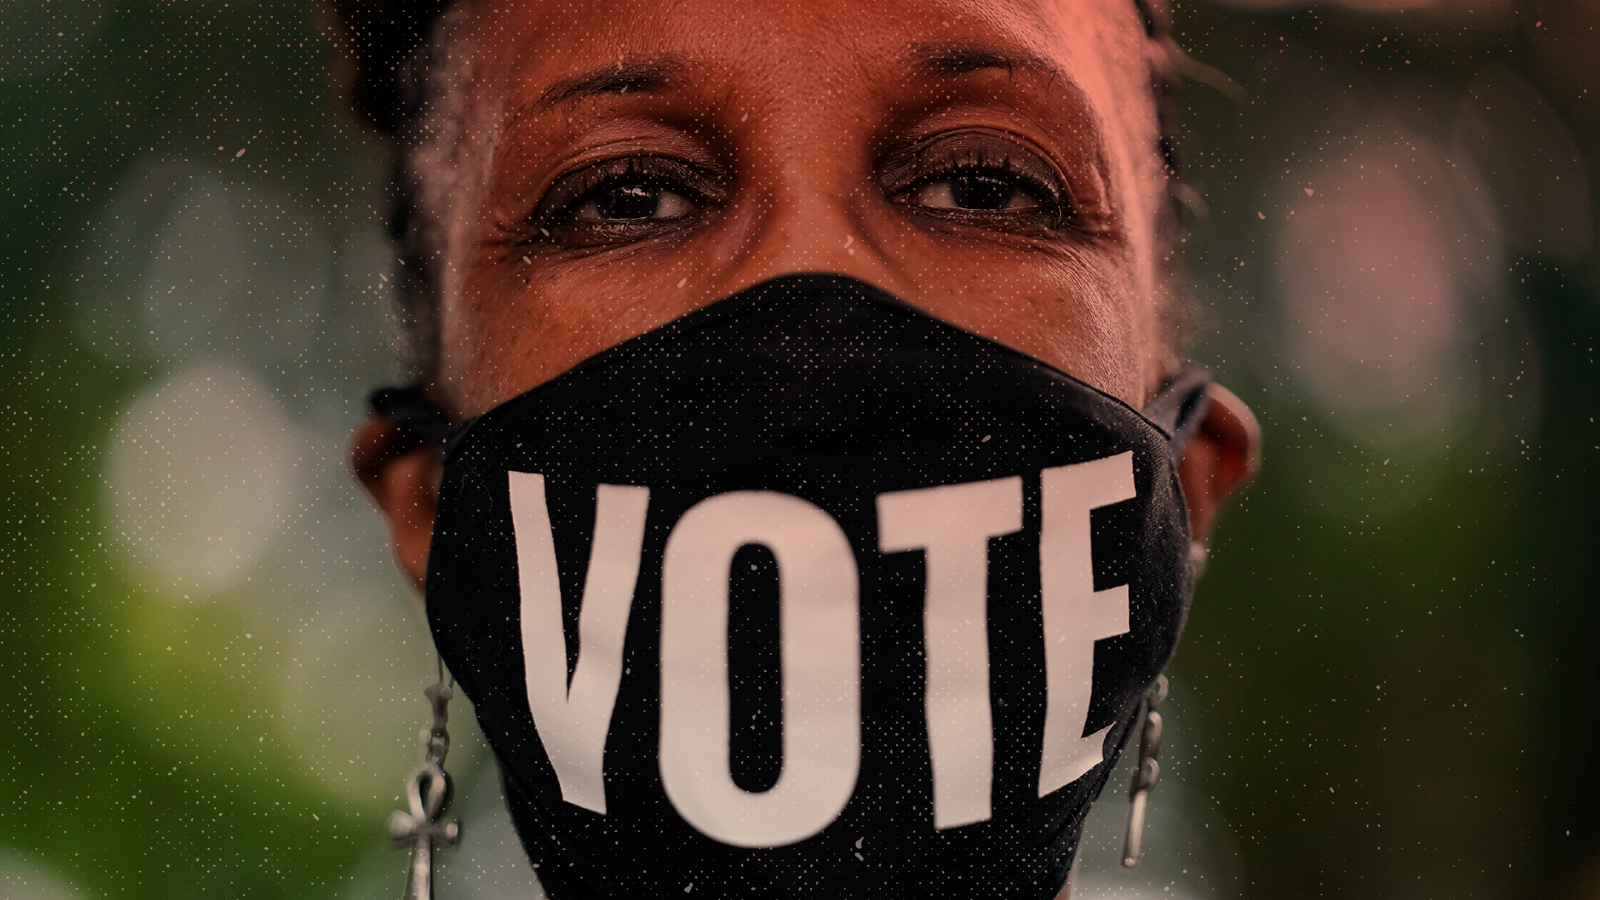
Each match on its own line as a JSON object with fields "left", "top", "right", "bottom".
{"left": 1119, "top": 543, "right": 1201, "bottom": 867}
{"left": 1120, "top": 674, "right": 1167, "bottom": 869}
{"left": 390, "top": 665, "right": 462, "bottom": 900}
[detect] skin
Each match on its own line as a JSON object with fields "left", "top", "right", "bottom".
{"left": 351, "top": 0, "right": 1259, "bottom": 890}
{"left": 423, "top": 0, "right": 1168, "bottom": 414}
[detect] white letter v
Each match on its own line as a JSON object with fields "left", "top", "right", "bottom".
{"left": 510, "top": 472, "right": 649, "bottom": 815}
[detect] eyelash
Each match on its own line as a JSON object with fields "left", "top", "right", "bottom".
{"left": 898, "top": 157, "right": 1065, "bottom": 223}
{"left": 530, "top": 157, "right": 721, "bottom": 238}
{"left": 881, "top": 133, "right": 1072, "bottom": 229}
{"left": 527, "top": 133, "right": 1073, "bottom": 245}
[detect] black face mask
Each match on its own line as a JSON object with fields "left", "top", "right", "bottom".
{"left": 371, "top": 273, "right": 1211, "bottom": 900}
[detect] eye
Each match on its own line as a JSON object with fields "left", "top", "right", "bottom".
{"left": 531, "top": 156, "right": 723, "bottom": 246}
{"left": 882, "top": 131, "right": 1069, "bottom": 231}
{"left": 573, "top": 181, "right": 695, "bottom": 223}
{"left": 909, "top": 171, "right": 1042, "bottom": 212}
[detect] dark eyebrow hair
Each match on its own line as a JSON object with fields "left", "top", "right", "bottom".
{"left": 904, "top": 42, "right": 1061, "bottom": 81}
{"left": 537, "top": 57, "right": 687, "bottom": 109}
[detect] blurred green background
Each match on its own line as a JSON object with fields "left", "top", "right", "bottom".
{"left": 2, "top": 1, "right": 1596, "bottom": 898}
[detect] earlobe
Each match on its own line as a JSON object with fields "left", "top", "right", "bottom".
{"left": 1177, "top": 383, "right": 1260, "bottom": 545}
{"left": 351, "top": 414, "right": 442, "bottom": 593}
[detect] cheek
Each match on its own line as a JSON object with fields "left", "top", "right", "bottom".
{"left": 891, "top": 240, "right": 1147, "bottom": 405}
{"left": 440, "top": 246, "right": 725, "bottom": 414}
{"left": 444, "top": 247, "right": 1145, "bottom": 414}
{"left": 1023, "top": 256, "right": 1146, "bottom": 405}
{"left": 439, "top": 265, "right": 553, "bottom": 414}
{"left": 1038, "top": 258, "right": 1146, "bottom": 404}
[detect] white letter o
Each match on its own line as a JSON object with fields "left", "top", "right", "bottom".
{"left": 659, "top": 491, "right": 861, "bottom": 848}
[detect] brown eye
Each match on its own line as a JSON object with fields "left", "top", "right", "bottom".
{"left": 573, "top": 182, "right": 696, "bottom": 222}
{"left": 882, "top": 131, "right": 1069, "bottom": 230}
{"left": 910, "top": 172, "right": 1043, "bottom": 212}
{"left": 532, "top": 156, "right": 722, "bottom": 244}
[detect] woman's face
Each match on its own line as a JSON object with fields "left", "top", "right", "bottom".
{"left": 429, "top": 0, "right": 1171, "bottom": 416}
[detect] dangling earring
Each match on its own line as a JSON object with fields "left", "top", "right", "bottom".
{"left": 1120, "top": 674, "right": 1167, "bottom": 869}
{"left": 389, "top": 662, "right": 462, "bottom": 900}
{"left": 1120, "top": 541, "right": 1202, "bottom": 867}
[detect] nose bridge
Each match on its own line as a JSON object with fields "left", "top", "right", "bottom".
{"left": 724, "top": 102, "right": 908, "bottom": 294}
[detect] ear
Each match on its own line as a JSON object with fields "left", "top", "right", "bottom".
{"left": 1177, "top": 383, "right": 1260, "bottom": 545}
{"left": 351, "top": 414, "right": 441, "bottom": 594}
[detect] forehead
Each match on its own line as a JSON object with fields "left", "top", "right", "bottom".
{"left": 460, "top": 0, "right": 1153, "bottom": 124}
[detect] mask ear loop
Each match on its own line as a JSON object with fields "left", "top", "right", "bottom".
{"left": 1140, "top": 365, "right": 1212, "bottom": 454}
{"left": 1145, "top": 365, "right": 1212, "bottom": 582}
{"left": 1118, "top": 367, "right": 1211, "bottom": 870}
{"left": 369, "top": 386, "right": 458, "bottom": 461}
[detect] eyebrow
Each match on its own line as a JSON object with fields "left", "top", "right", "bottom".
{"left": 536, "top": 57, "right": 688, "bottom": 109}
{"left": 904, "top": 42, "right": 1062, "bottom": 82}
{"left": 521, "top": 42, "right": 1065, "bottom": 124}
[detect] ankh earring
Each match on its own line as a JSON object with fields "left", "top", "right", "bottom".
{"left": 1118, "top": 540, "right": 1205, "bottom": 866}
{"left": 390, "top": 664, "right": 462, "bottom": 900}
{"left": 1120, "top": 673, "right": 1167, "bottom": 869}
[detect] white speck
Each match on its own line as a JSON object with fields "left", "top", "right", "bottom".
{"left": 235, "top": 148, "right": 246, "bottom": 158}
{"left": 312, "top": 813, "right": 319, "bottom": 820}
{"left": 740, "top": 112, "right": 749, "bottom": 123}
{"left": 684, "top": 883, "right": 693, "bottom": 893}
{"left": 1257, "top": 211, "right": 1266, "bottom": 219}
{"left": 855, "top": 852, "right": 865, "bottom": 861}
{"left": 855, "top": 837, "right": 863, "bottom": 849}
{"left": 677, "top": 277, "right": 688, "bottom": 288}
{"left": 1304, "top": 188, "right": 1315, "bottom": 196}
{"left": 844, "top": 235, "right": 853, "bottom": 248}
{"left": 981, "top": 434, "right": 991, "bottom": 442}
{"left": 540, "top": 227, "right": 550, "bottom": 237}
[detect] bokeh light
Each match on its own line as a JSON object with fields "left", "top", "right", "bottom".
{"left": 1279, "top": 140, "right": 1470, "bottom": 441}
{"left": 106, "top": 361, "right": 300, "bottom": 593}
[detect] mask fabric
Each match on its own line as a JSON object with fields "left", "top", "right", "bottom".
{"left": 374, "top": 273, "right": 1211, "bottom": 900}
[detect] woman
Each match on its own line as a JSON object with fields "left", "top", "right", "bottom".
{"left": 342, "top": 0, "right": 1259, "bottom": 896}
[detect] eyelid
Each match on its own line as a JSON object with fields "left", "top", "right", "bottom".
{"left": 531, "top": 156, "right": 725, "bottom": 230}
{"left": 881, "top": 130, "right": 1070, "bottom": 218}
